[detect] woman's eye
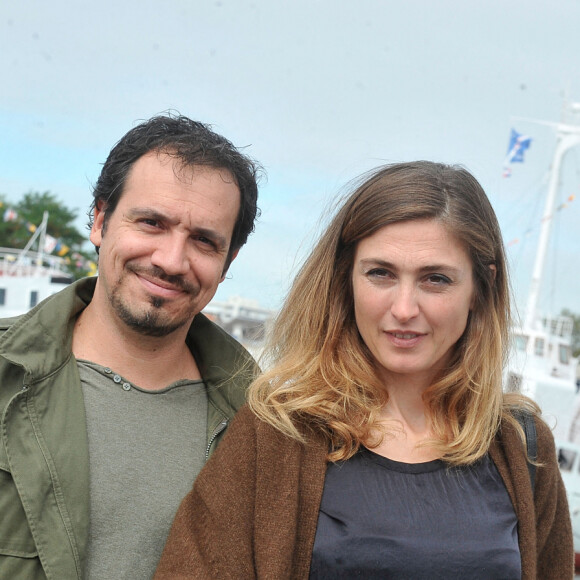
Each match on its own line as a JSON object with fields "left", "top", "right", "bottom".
{"left": 426, "top": 274, "right": 451, "bottom": 285}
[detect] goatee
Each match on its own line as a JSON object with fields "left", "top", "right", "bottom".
{"left": 109, "top": 264, "right": 199, "bottom": 337}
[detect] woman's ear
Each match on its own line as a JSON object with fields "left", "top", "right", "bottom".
{"left": 471, "top": 264, "right": 496, "bottom": 310}
{"left": 473, "top": 264, "right": 496, "bottom": 309}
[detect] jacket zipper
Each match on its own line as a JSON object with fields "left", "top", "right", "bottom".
{"left": 205, "top": 418, "right": 228, "bottom": 460}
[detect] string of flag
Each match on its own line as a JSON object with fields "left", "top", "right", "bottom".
{"left": 0, "top": 202, "right": 97, "bottom": 274}
{"left": 502, "top": 127, "right": 577, "bottom": 246}
{"left": 506, "top": 194, "right": 576, "bottom": 247}
{"left": 0, "top": 202, "right": 71, "bottom": 255}
{"left": 502, "top": 129, "right": 532, "bottom": 178}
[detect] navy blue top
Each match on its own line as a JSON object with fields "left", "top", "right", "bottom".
{"left": 309, "top": 448, "right": 520, "bottom": 579}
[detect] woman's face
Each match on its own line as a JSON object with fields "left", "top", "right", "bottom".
{"left": 352, "top": 219, "right": 475, "bottom": 389}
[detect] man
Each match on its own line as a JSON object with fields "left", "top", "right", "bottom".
{"left": 0, "top": 114, "right": 261, "bottom": 579}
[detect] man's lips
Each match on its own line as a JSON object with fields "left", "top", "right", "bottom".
{"left": 137, "top": 274, "right": 186, "bottom": 297}
{"left": 127, "top": 264, "right": 197, "bottom": 297}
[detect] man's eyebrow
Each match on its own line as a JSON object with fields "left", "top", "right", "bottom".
{"left": 125, "top": 208, "right": 176, "bottom": 224}
{"left": 125, "top": 208, "right": 229, "bottom": 249}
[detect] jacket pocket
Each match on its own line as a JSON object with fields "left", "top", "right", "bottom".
{"left": 0, "top": 465, "right": 43, "bottom": 578}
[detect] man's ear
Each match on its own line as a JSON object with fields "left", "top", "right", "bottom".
{"left": 220, "top": 248, "right": 239, "bottom": 282}
{"left": 90, "top": 201, "right": 107, "bottom": 248}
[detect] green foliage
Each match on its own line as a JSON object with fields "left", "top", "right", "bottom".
{"left": 0, "top": 191, "right": 94, "bottom": 280}
{"left": 560, "top": 308, "right": 580, "bottom": 359}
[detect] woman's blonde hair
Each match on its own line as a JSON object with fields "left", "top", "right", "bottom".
{"left": 249, "top": 161, "right": 536, "bottom": 465}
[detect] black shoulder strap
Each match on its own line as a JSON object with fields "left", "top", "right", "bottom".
{"left": 513, "top": 409, "right": 537, "bottom": 492}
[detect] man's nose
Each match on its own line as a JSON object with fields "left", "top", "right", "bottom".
{"left": 150, "top": 234, "right": 190, "bottom": 276}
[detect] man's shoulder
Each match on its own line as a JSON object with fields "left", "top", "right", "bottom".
{"left": 0, "top": 314, "right": 24, "bottom": 330}
{"left": 0, "top": 278, "right": 94, "bottom": 330}
{"left": 0, "top": 278, "right": 93, "bottom": 367}
{"left": 189, "top": 312, "right": 257, "bottom": 365}
{"left": 188, "top": 313, "right": 258, "bottom": 416}
{"left": 0, "top": 314, "right": 25, "bottom": 345}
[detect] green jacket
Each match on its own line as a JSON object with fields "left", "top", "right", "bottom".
{"left": 0, "top": 277, "right": 257, "bottom": 579}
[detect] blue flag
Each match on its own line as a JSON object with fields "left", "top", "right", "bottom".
{"left": 506, "top": 129, "right": 532, "bottom": 163}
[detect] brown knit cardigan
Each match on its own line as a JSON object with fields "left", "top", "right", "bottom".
{"left": 154, "top": 405, "right": 573, "bottom": 579}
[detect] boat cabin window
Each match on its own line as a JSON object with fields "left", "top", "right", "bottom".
{"left": 534, "top": 337, "right": 544, "bottom": 357}
{"left": 514, "top": 334, "right": 528, "bottom": 352}
{"left": 0, "top": 288, "right": 5, "bottom": 306}
{"left": 558, "top": 447, "right": 577, "bottom": 471}
{"left": 29, "top": 290, "right": 38, "bottom": 309}
{"left": 559, "top": 344, "right": 570, "bottom": 365}
{"left": 505, "top": 372, "right": 522, "bottom": 393}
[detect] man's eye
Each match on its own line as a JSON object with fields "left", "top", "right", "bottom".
{"left": 141, "top": 219, "right": 159, "bottom": 227}
{"left": 366, "top": 268, "right": 390, "bottom": 278}
{"left": 194, "top": 236, "right": 217, "bottom": 249}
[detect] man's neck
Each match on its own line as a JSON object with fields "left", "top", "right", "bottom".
{"left": 72, "top": 300, "right": 201, "bottom": 391}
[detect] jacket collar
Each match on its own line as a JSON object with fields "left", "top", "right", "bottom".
{"left": 0, "top": 277, "right": 95, "bottom": 379}
{"left": 0, "top": 276, "right": 255, "bottom": 413}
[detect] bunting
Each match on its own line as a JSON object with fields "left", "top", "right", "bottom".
{"left": 506, "top": 194, "right": 575, "bottom": 246}
{"left": 3, "top": 208, "right": 18, "bottom": 222}
{"left": 43, "top": 234, "right": 58, "bottom": 254}
{"left": 502, "top": 129, "right": 532, "bottom": 177}
{"left": 0, "top": 202, "right": 96, "bottom": 273}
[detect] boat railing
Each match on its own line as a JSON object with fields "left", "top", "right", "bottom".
{"left": 0, "top": 247, "right": 71, "bottom": 278}
{"left": 544, "top": 316, "right": 574, "bottom": 339}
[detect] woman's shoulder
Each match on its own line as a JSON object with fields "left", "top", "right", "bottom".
{"left": 533, "top": 414, "right": 557, "bottom": 448}
{"left": 500, "top": 406, "right": 557, "bottom": 462}
{"left": 227, "top": 403, "right": 327, "bottom": 451}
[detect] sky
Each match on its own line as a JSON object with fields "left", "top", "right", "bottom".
{"left": 2, "top": 0, "right": 580, "bottom": 319}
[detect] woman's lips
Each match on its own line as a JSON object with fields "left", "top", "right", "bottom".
{"left": 385, "top": 330, "right": 425, "bottom": 347}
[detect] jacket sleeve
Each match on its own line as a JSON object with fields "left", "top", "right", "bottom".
{"left": 533, "top": 418, "right": 574, "bottom": 579}
{"left": 154, "top": 405, "right": 259, "bottom": 580}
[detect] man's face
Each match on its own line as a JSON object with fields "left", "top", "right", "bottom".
{"left": 90, "top": 151, "right": 240, "bottom": 337}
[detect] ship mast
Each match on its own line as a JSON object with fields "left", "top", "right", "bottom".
{"left": 9, "top": 211, "right": 50, "bottom": 276}
{"left": 524, "top": 103, "right": 580, "bottom": 330}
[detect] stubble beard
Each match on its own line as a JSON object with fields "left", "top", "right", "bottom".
{"left": 110, "top": 265, "right": 200, "bottom": 338}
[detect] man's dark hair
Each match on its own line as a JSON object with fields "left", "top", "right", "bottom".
{"left": 90, "top": 112, "right": 261, "bottom": 264}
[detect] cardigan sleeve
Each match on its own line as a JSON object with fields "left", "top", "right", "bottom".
{"left": 533, "top": 417, "right": 574, "bottom": 579}
{"left": 492, "top": 414, "right": 574, "bottom": 579}
{"left": 154, "top": 405, "right": 259, "bottom": 580}
{"left": 154, "top": 405, "right": 328, "bottom": 580}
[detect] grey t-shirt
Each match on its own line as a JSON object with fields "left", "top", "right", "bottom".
{"left": 78, "top": 360, "right": 208, "bottom": 580}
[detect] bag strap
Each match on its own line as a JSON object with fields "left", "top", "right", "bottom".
{"left": 513, "top": 409, "right": 537, "bottom": 492}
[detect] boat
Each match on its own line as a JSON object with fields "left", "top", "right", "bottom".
{"left": 504, "top": 100, "right": 580, "bottom": 565}
{"left": 0, "top": 211, "right": 73, "bottom": 318}
{"left": 0, "top": 211, "right": 275, "bottom": 357}
{"left": 203, "top": 295, "right": 274, "bottom": 359}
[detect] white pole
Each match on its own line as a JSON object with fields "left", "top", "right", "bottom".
{"left": 36, "top": 211, "right": 49, "bottom": 272}
{"left": 10, "top": 214, "right": 46, "bottom": 275}
{"left": 524, "top": 124, "right": 580, "bottom": 329}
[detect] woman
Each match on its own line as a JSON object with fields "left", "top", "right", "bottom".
{"left": 155, "top": 162, "right": 573, "bottom": 579}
